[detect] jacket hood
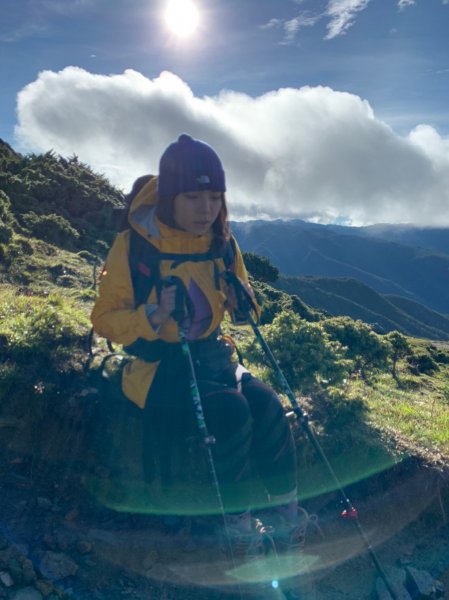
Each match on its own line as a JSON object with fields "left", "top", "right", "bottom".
{"left": 127, "top": 176, "right": 159, "bottom": 238}
{"left": 129, "top": 175, "right": 158, "bottom": 213}
{"left": 126, "top": 174, "right": 213, "bottom": 249}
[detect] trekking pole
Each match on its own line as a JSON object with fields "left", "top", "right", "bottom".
{"left": 222, "top": 271, "right": 398, "bottom": 600}
{"left": 159, "top": 277, "right": 245, "bottom": 597}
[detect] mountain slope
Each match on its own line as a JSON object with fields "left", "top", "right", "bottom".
{"left": 331, "top": 222, "right": 449, "bottom": 257}
{"left": 277, "top": 275, "right": 449, "bottom": 340}
{"left": 231, "top": 220, "right": 449, "bottom": 314}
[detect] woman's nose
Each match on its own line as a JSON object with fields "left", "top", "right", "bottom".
{"left": 198, "top": 195, "right": 212, "bottom": 211}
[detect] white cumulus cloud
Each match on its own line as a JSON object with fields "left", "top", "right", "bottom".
{"left": 15, "top": 67, "right": 449, "bottom": 226}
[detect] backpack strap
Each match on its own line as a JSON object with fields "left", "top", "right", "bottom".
{"left": 129, "top": 230, "right": 237, "bottom": 307}
{"left": 129, "top": 228, "right": 161, "bottom": 308}
{"left": 223, "top": 236, "right": 237, "bottom": 271}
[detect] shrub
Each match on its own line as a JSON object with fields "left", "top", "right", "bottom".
{"left": 0, "top": 191, "right": 16, "bottom": 242}
{"left": 253, "top": 281, "right": 317, "bottom": 325}
{"left": 21, "top": 212, "right": 80, "bottom": 249}
{"left": 3, "top": 236, "right": 34, "bottom": 265}
{"left": 323, "top": 317, "right": 391, "bottom": 378}
{"left": 243, "top": 252, "right": 279, "bottom": 283}
{"left": 0, "top": 222, "right": 13, "bottom": 244}
{"left": 241, "top": 311, "right": 351, "bottom": 393}
{"left": 408, "top": 353, "right": 438, "bottom": 375}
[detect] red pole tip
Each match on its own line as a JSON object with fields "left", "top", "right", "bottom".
{"left": 341, "top": 507, "right": 358, "bottom": 520}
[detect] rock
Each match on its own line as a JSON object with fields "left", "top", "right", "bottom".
{"left": 434, "top": 579, "right": 445, "bottom": 597}
{"left": 75, "top": 540, "right": 92, "bottom": 555}
{"left": 39, "top": 552, "right": 78, "bottom": 580}
{"left": 375, "top": 567, "right": 412, "bottom": 600}
{"left": 406, "top": 566, "right": 442, "bottom": 598}
{"left": 34, "top": 580, "right": 54, "bottom": 597}
{"left": 10, "top": 587, "right": 43, "bottom": 600}
{"left": 0, "top": 570, "right": 14, "bottom": 587}
{"left": 64, "top": 508, "right": 78, "bottom": 522}
{"left": 20, "top": 559, "right": 37, "bottom": 584}
{"left": 8, "top": 557, "right": 24, "bottom": 585}
{"left": 54, "top": 528, "right": 77, "bottom": 551}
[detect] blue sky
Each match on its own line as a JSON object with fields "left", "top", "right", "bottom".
{"left": 1, "top": 0, "right": 449, "bottom": 225}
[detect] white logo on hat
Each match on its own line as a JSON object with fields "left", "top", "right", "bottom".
{"left": 197, "top": 175, "right": 210, "bottom": 184}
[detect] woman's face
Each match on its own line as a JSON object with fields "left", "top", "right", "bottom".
{"left": 173, "top": 190, "right": 222, "bottom": 235}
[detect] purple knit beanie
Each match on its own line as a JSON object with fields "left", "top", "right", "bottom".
{"left": 157, "top": 134, "right": 226, "bottom": 201}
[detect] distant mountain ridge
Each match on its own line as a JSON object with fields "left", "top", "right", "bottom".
{"left": 330, "top": 222, "right": 449, "bottom": 257}
{"left": 277, "top": 275, "right": 449, "bottom": 340}
{"left": 231, "top": 219, "right": 449, "bottom": 316}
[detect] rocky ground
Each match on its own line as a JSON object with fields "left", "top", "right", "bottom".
{"left": 1, "top": 403, "right": 448, "bottom": 600}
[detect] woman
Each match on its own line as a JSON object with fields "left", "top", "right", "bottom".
{"left": 91, "top": 134, "right": 307, "bottom": 562}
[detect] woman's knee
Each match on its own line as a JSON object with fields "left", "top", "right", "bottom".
{"left": 241, "top": 375, "right": 284, "bottom": 415}
{"left": 202, "top": 388, "right": 252, "bottom": 435}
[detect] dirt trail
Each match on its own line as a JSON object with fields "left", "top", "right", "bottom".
{"left": 1, "top": 444, "right": 448, "bottom": 599}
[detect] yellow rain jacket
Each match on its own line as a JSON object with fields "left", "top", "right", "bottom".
{"left": 91, "top": 177, "right": 254, "bottom": 409}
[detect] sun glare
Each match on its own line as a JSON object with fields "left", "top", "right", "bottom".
{"left": 164, "top": 0, "right": 200, "bottom": 37}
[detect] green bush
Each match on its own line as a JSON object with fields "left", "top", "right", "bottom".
{"left": 2, "top": 236, "right": 34, "bottom": 266}
{"left": 427, "top": 344, "right": 449, "bottom": 364}
{"left": 408, "top": 353, "right": 438, "bottom": 375}
{"left": 0, "top": 190, "right": 12, "bottom": 220}
{"left": 253, "top": 280, "right": 318, "bottom": 325}
{"left": 313, "top": 387, "right": 366, "bottom": 434}
{"left": 0, "top": 190, "right": 16, "bottom": 242}
{"left": 2, "top": 149, "right": 125, "bottom": 255}
{"left": 241, "top": 310, "right": 351, "bottom": 393}
{"left": 0, "top": 361, "right": 21, "bottom": 401}
{"left": 21, "top": 212, "right": 80, "bottom": 249}
{"left": 323, "top": 317, "right": 391, "bottom": 377}
{"left": 243, "top": 252, "right": 279, "bottom": 283}
{"left": 0, "top": 222, "right": 13, "bottom": 244}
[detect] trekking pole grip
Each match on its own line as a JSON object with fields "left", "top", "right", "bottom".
{"left": 221, "top": 271, "right": 258, "bottom": 319}
{"left": 158, "top": 275, "right": 190, "bottom": 328}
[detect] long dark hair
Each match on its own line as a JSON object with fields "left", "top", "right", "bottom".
{"left": 156, "top": 192, "right": 230, "bottom": 254}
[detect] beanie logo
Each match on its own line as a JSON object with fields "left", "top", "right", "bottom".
{"left": 197, "top": 175, "right": 210, "bottom": 184}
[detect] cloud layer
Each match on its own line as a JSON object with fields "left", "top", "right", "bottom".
{"left": 15, "top": 67, "right": 449, "bottom": 226}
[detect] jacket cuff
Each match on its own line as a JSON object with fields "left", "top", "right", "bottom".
{"left": 144, "top": 304, "right": 162, "bottom": 334}
{"left": 136, "top": 304, "right": 160, "bottom": 340}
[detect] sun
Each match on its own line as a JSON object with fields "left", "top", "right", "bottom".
{"left": 164, "top": 0, "right": 200, "bottom": 37}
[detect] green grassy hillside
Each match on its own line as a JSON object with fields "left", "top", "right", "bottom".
{"left": 1, "top": 141, "right": 448, "bottom": 488}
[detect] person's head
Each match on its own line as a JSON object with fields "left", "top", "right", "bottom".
{"left": 156, "top": 134, "right": 229, "bottom": 247}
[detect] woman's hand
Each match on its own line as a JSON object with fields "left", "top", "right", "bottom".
{"left": 147, "top": 284, "right": 177, "bottom": 331}
{"left": 224, "top": 277, "right": 254, "bottom": 312}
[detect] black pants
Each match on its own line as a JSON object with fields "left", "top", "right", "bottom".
{"left": 143, "top": 359, "right": 297, "bottom": 512}
{"left": 202, "top": 374, "right": 297, "bottom": 509}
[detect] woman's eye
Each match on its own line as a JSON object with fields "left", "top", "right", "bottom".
{"left": 210, "top": 195, "right": 221, "bottom": 202}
